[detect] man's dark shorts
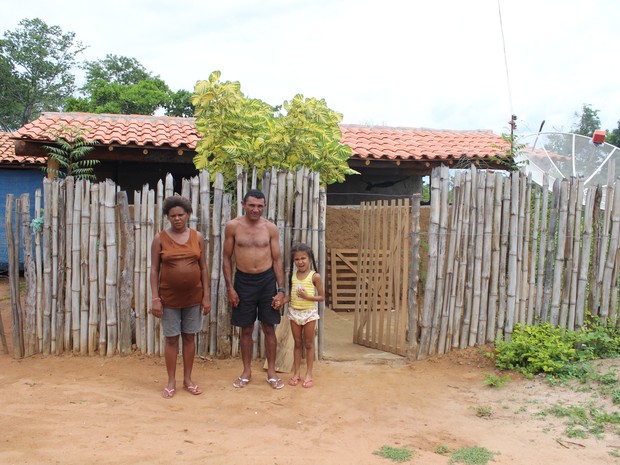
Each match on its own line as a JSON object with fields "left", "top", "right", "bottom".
{"left": 232, "top": 268, "right": 281, "bottom": 328}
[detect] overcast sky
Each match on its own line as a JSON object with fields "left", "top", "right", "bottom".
{"left": 2, "top": 0, "right": 619, "bottom": 137}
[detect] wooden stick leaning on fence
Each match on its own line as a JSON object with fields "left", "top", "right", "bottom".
{"left": 568, "top": 179, "right": 585, "bottom": 330}
{"left": 12, "top": 195, "right": 25, "bottom": 356}
{"left": 20, "top": 193, "right": 36, "bottom": 357}
{"left": 43, "top": 180, "right": 53, "bottom": 355}
{"left": 576, "top": 186, "right": 598, "bottom": 330}
{"left": 526, "top": 182, "right": 541, "bottom": 327}
{"left": 431, "top": 166, "right": 449, "bottom": 353}
{"left": 408, "top": 193, "right": 421, "bottom": 359}
{"left": 456, "top": 171, "right": 473, "bottom": 348}
{"left": 62, "top": 178, "right": 73, "bottom": 352}
{"left": 2, "top": 195, "right": 15, "bottom": 355}
{"left": 210, "top": 174, "right": 224, "bottom": 357}
{"left": 104, "top": 180, "right": 118, "bottom": 356}
{"left": 601, "top": 180, "right": 620, "bottom": 323}
{"left": 216, "top": 192, "right": 232, "bottom": 358}
{"left": 49, "top": 183, "right": 59, "bottom": 353}
{"left": 88, "top": 185, "right": 99, "bottom": 354}
{"left": 469, "top": 170, "right": 486, "bottom": 347}
{"left": 118, "top": 191, "right": 135, "bottom": 355}
{"left": 34, "top": 188, "right": 43, "bottom": 353}
{"left": 97, "top": 183, "right": 107, "bottom": 354}
{"left": 69, "top": 180, "right": 81, "bottom": 353}
{"left": 487, "top": 173, "right": 503, "bottom": 342}
{"left": 479, "top": 172, "right": 494, "bottom": 344}
{"left": 79, "top": 181, "right": 91, "bottom": 355}
{"left": 418, "top": 168, "right": 440, "bottom": 359}
{"left": 198, "top": 170, "right": 211, "bottom": 357}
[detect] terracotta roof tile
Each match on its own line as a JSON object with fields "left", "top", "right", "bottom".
{"left": 0, "top": 132, "right": 46, "bottom": 166}
{"left": 13, "top": 112, "right": 200, "bottom": 149}
{"left": 340, "top": 124, "right": 508, "bottom": 161}
{"left": 11, "top": 113, "right": 508, "bottom": 163}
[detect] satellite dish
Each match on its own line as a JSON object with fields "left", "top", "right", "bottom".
{"left": 516, "top": 132, "right": 620, "bottom": 189}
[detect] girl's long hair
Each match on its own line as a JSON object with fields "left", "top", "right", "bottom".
{"left": 288, "top": 242, "right": 318, "bottom": 290}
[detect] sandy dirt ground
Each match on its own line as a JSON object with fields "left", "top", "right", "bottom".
{"left": 2, "top": 278, "right": 620, "bottom": 465}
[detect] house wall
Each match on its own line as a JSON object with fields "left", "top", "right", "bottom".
{"left": 0, "top": 168, "right": 45, "bottom": 274}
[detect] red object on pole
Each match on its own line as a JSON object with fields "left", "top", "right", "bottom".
{"left": 592, "top": 130, "right": 606, "bottom": 144}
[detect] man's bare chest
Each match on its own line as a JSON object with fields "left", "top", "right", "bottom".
{"left": 235, "top": 230, "right": 270, "bottom": 248}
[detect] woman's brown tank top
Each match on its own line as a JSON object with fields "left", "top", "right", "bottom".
{"left": 158, "top": 229, "right": 203, "bottom": 308}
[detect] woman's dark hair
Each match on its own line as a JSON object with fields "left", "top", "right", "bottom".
{"left": 162, "top": 195, "right": 192, "bottom": 215}
{"left": 288, "top": 242, "right": 318, "bottom": 290}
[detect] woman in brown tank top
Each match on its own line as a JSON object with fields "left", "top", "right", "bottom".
{"left": 150, "top": 195, "right": 211, "bottom": 399}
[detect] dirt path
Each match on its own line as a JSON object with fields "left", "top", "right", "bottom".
{"left": 1, "top": 277, "right": 619, "bottom": 464}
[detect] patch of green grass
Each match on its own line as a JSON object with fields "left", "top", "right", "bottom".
{"left": 435, "top": 445, "right": 450, "bottom": 455}
{"left": 515, "top": 405, "right": 527, "bottom": 414}
{"left": 542, "top": 402, "right": 620, "bottom": 439}
{"left": 483, "top": 373, "right": 511, "bottom": 388}
{"left": 372, "top": 445, "right": 414, "bottom": 463}
{"left": 449, "top": 446, "right": 497, "bottom": 464}
{"left": 596, "top": 370, "right": 619, "bottom": 385}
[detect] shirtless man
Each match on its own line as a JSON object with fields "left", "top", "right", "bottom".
{"left": 223, "top": 189, "right": 286, "bottom": 389}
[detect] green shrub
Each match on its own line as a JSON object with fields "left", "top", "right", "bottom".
{"left": 494, "top": 322, "right": 620, "bottom": 377}
{"left": 494, "top": 323, "right": 577, "bottom": 377}
{"left": 576, "top": 321, "right": 620, "bottom": 359}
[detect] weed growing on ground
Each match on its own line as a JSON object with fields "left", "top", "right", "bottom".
{"left": 435, "top": 444, "right": 450, "bottom": 455}
{"left": 449, "top": 446, "right": 497, "bottom": 464}
{"left": 372, "top": 445, "right": 414, "bottom": 462}
{"left": 473, "top": 406, "right": 493, "bottom": 418}
{"left": 483, "top": 373, "right": 511, "bottom": 388}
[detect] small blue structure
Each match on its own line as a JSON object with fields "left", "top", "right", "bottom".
{"left": 0, "top": 132, "right": 46, "bottom": 275}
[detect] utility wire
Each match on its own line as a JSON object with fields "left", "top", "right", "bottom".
{"left": 497, "top": 0, "right": 514, "bottom": 122}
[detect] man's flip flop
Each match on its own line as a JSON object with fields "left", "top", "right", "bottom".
{"left": 162, "top": 387, "right": 176, "bottom": 399}
{"left": 183, "top": 384, "right": 202, "bottom": 395}
{"left": 233, "top": 377, "right": 250, "bottom": 388}
{"left": 266, "top": 377, "right": 285, "bottom": 389}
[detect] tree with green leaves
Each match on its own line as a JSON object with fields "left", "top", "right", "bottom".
{"left": 192, "top": 71, "right": 355, "bottom": 186}
{"left": 43, "top": 125, "right": 99, "bottom": 181}
{"left": 571, "top": 103, "right": 601, "bottom": 136}
{"left": 607, "top": 120, "right": 620, "bottom": 148}
{"left": 65, "top": 54, "right": 194, "bottom": 116}
{"left": 0, "top": 18, "right": 86, "bottom": 131}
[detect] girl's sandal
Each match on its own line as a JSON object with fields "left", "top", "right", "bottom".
{"left": 302, "top": 378, "right": 314, "bottom": 388}
{"left": 289, "top": 376, "right": 301, "bottom": 387}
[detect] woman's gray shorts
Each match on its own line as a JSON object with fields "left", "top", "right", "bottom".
{"left": 162, "top": 304, "right": 201, "bottom": 337}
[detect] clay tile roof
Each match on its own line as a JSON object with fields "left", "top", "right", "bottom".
{"left": 12, "top": 112, "right": 200, "bottom": 149}
{"left": 340, "top": 124, "right": 508, "bottom": 161}
{"left": 0, "top": 132, "right": 46, "bottom": 166}
{"left": 10, "top": 113, "right": 508, "bottom": 163}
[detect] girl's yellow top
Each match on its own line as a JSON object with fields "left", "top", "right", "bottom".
{"left": 290, "top": 270, "right": 316, "bottom": 310}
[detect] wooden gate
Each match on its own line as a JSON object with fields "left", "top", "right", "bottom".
{"left": 353, "top": 199, "right": 411, "bottom": 356}
{"left": 326, "top": 249, "right": 359, "bottom": 311}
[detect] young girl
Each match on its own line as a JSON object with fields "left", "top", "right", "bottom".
{"left": 285, "top": 243, "right": 325, "bottom": 388}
